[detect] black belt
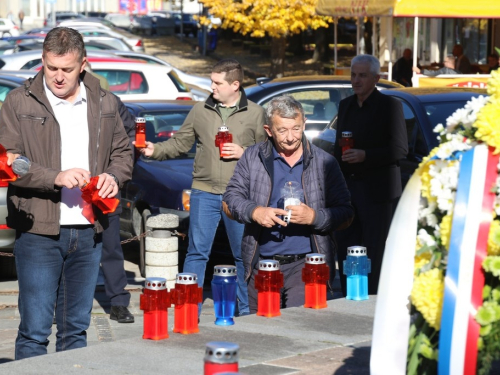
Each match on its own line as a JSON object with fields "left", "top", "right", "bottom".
{"left": 261, "top": 253, "right": 309, "bottom": 265}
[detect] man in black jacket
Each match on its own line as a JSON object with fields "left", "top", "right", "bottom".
{"left": 334, "top": 54, "right": 408, "bottom": 296}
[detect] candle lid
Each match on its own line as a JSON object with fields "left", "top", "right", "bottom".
{"left": 204, "top": 341, "right": 239, "bottom": 364}
{"left": 144, "top": 277, "right": 167, "bottom": 290}
{"left": 347, "top": 246, "right": 367, "bottom": 256}
{"left": 305, "top": 253, "right": 326, "bottom": 264}
{"left": 175, "top": 272, "right": 198, "bottom": 285}
{"left": 218, "top": 126, "right": 229, "bottom": 132}
{"left": 342, "top": 131, "right": 353, "bottom": 137}
{"left": 135, "top": 117, "right": 146, "bottom": 123}
{"left": 259, "top": 259, "right": 280, "bottom": 271}
{"left": 213, "top": 265, "right": 237, "bottom": 276}
{"left": 12, "top": 156, "right": 31, "bottom": 176}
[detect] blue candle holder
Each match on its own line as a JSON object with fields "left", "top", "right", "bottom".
{"left": 211, "top": 265, "right": 238, "bottom": 326}
{"left": 343, "top": 246, "right": 371, "bottom": 300}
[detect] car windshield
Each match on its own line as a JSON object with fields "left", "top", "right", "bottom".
{"left": 140, "top": 110, "right": 195, "bottom": 158}
{"left": 423, "top": 100, "right": 475, "bottom": 128}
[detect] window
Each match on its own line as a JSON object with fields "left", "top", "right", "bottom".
{"left": 94, "top": 70, "right": 148, "bottom": 94}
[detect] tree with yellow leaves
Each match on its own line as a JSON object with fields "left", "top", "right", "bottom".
{"left": 198, "top": 0, "right": 331, "bottom": 78}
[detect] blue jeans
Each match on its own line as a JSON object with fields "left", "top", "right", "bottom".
{"left": 14, "top": 226, "right": 102, "bottom": 360}
{"left": 183, "top": 189, "right": 249, "bottom": 315}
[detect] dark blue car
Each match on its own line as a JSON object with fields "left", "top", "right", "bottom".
{"left": 121, "top": 100, "right": 196, "bottom": 276}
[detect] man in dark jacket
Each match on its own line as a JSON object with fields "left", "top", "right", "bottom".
{"left": 0, "top": 27, "right": 133, "bottom": 359}
{"left": 223, "top": 95, "right": 354, "bottom": 313}
{"left": 138, "top": 59, "right": 267, "bottom": 316}
{"left": 334, "top": 54, "right": 408, "bottom": 296}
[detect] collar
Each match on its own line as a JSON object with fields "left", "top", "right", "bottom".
{"left": 44, "top": 77, "right": 87, "bottom": 107}
{"left": 353, "top": 87, "right": 379, "bottom": 108}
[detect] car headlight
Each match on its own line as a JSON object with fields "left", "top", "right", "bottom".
{"left": 182, "top": 189, "right": 191, "bottom": 211}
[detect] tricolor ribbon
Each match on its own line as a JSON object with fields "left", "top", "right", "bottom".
{"left": 438, "top": 144, "right": 498, "bottom": 375}
{"left": 371, "top": 144, "right": 498, "bottom": 375}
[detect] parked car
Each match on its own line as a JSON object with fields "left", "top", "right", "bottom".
{"left": 79, "top": 11, "right": 108, "bottom": 18}
{"left": 0, "top": 73, "right": 26, "bottom": 101}
{"left": 44, "top": 12, "right": 86, "bottom": 27}
{"left": 152, "top": 11, "right": 198, "bottom": 37}
{"left": 58, "top": 17, "right": 116, "bottom": 30}
{"left": 120, "top": 100, "right": 196, "bottom": 276}
{"left": 89, "top": 62, "right": 194, "bottom": 101}
{"left": 105, "top": 13, "right": 153, "bottom": 35}
{"left": 0, "top": 18, "right": 20, "bottom": 37}
{"left": 75, "top": 27, "right": 145, "bottom": 52}
{"left": 245, "top": 75, "right": 403, "bottom": 140}
{"left": 0, "top": 50, "right": 142, "bottom": 71}
{"left": 313, "top": 87, "right": 488, "bottom": 187}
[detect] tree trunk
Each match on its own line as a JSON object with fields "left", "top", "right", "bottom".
{"left": 312, "top": 27, "right": 326, "bottom": 63}
{"left": 270, "top": 37, "right": 286, "bottom": 78}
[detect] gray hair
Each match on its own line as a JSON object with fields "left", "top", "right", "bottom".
{"left": 43, "top": 27, "right": 85, "bottom": 62}
{"left": 265, "top": 95, "right": 305, "bottom": 126}
{"left": 351, "top": 54, "right": 380, "bottom": 76}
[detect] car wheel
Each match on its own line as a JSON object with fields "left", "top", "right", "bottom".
{"left": 139, "top": 208, "right": 151, "bottom": 278}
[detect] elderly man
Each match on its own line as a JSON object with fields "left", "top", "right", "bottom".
{"left": 223, "top": 95, "right": 354, "bottom": 312}
{"left": 452, "top": 44, "right": 471, "bottom": 74}
{"left": 334, "top": 54, "right": 408, "bottom": 296}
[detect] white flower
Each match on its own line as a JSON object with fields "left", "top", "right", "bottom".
{"left": 444, "top": 95, "right": 489, "bottom": 133}
{"left": 434, "top": 123, "right": 445, "bottom": 134}
{"left": 417, "top": 228, "right": 437, "bottom": 247}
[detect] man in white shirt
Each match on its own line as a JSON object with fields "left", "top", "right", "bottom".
{"left": 0, "top": 27, "right": 133, "bottom": 360}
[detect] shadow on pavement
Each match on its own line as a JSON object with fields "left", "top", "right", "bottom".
{"left": 334, "top": 346, "right": 371, "bottom": 375}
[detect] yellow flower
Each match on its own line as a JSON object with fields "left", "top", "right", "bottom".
{"left": 487, "top": 69, "right": 500, "bottom": 99}
{"left": 411, "top": 268, "right": 444, "bottom": 330}
{"left": 440, "top": 214, "right": 453, "bottom": 249}
{"left": 414, "top": 252, "right": 432, "bottom": 275}
{"left": 488, "top": 219, "right": 500, "bottom": 256}
{"left": 474, "top": 98, "right": 500, "bottom": 154}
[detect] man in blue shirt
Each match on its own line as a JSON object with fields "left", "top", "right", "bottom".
{"left": 224, "top": 95, "right": 353, "bottom": 312}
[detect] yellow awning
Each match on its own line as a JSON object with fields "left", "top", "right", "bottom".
{"left": 316, "top": 0, "right": 500, "bottom": 18}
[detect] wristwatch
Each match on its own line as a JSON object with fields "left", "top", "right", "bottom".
{"left": 107, "top": 173, "right": 119, "bottom": 185}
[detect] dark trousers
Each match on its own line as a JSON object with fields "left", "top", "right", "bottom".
{"left": 101, "top": 214, "right": 130, "bottom": 306}
{"left": 248, "top": 258, "right": 306, "bottom": 314}
{"left": 335, "top": 179, "right": 397, "bottom": 296}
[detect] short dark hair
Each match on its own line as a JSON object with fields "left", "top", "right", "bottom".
{"left": 265, "top": 95, "right": 305, "bottom": 126}
{"left": 43, "top": 27, "right": 85, "bottom": 61}
{"left": 212, "top": 59, "right": 244, "bottom": 85}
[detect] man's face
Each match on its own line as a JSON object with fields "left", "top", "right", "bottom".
{"left": 42, "top": 51, "right": 86, "bottom": 103}
{"left": 264, "top": 114, "right": 305, "bottom": 155}
{"left": 403, "top": 49, "right": 412, "bottom": 61}
{"left": 351, "top": 62, "right": 379, "bottom": 100}
{"left": 210, "top": 72, "right": 239, "bottom": 105}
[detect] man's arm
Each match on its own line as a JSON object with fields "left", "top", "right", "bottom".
{"left": 0, "top": 93, "right": 61, "bottom": 192}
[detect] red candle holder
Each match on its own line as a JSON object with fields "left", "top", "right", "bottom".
{"left": 339, "top": 131, "right": 354, "bottom": 155}
{"left": 140, "top": 277, "right": 171, "bottom": 340}
{"left": 302, "top": 254, "right": 330, "bottom": 309}
{"left": 215, "top": 126, "right": 233, "bottom": 158}
{"left": 255, "top": 260, "right": 284, "bottom": 318}
{"left": 135, "top": 117, "right": 147, "bottom": 148}
{"left": 171, "top": 273, "right": 203, "bottom": 334}
{"left": 204, "top": 341, "right": 239, "bottom": 375}
{"left": 81, "top": 176, "right": 120, "bottom": 214}
{"left": 0, "top": 144, "right": 17, "bottom": 182}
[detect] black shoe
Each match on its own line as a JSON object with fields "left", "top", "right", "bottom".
{"left": 110, "top": 306, "right": 135, "bottom": 323}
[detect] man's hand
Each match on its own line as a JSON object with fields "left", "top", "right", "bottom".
{"left": 221, "top": 143, "right": 244, "bottom": 160}
{"left": 96, "top": 173, "right": 119, "bottom": 199}
{"left": 252, "top": 206, "right": 289, "bottom": 228}
{"left": 6, "top": 152, "right": 20, "bottom": 166}
{"left": 135, "top": 141, "right": 155, "bottom": 157}
{"left": 342, "top": 148, "right": 366, "bottom": 163}
{"left": 286, "top": 203, "right": 315, "bottom": 225}
{"left": 55, "top": 168, "right": 91, "bottom": 189}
